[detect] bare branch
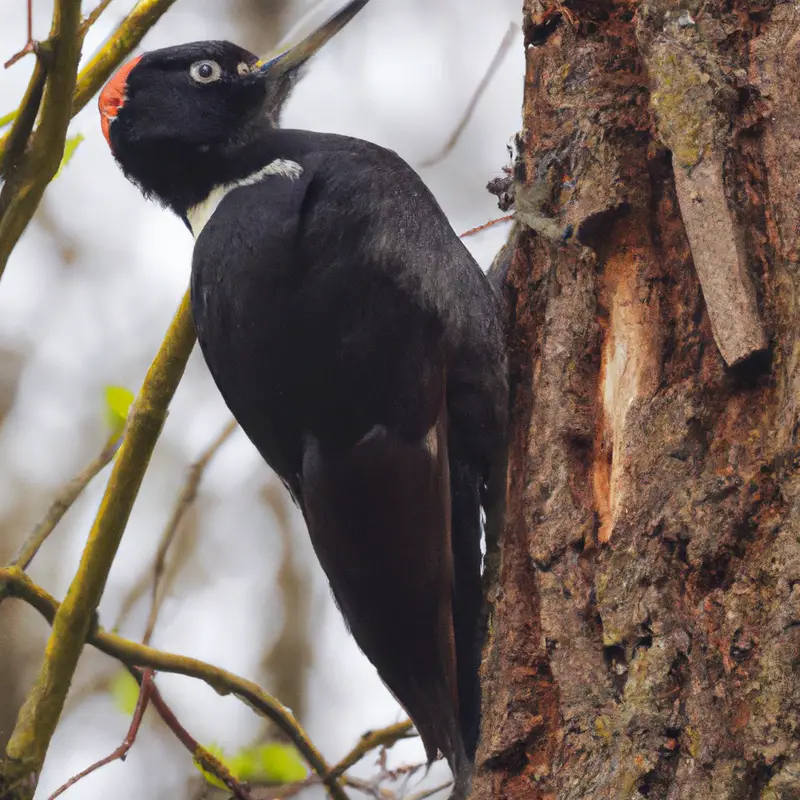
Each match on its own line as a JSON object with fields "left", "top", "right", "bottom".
{"left": 419, "top": 22, "right": 518, "bottom": 168}
{"left": 4, "top": 42, "right": 36, "bottom": 71}
{"left": 2, "top": 290, "right": 196, "bottom": 790}
{"left": 47, "top": 670, "right": 154, "bottom": 800}
{"left": 4, "top": 0, "right": 36, "bottom": 68}
{"left": 0, "top": 567, "right": 347, "bottom": 800}
{"left": 142, "top": 419, "right": 238, "bottom": 644}
{"left": 47, "top": 663, "right": 254, "bottom": 800}
{"left": 11, "top": 435, "right": 122, "bottom": 571}
{"left": 339, "top": 775, "right": 394, "bottom": 798}
{"left": 114, "top": 420, "right": 237, "bottom": 638}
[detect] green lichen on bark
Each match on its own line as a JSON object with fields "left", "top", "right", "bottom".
{"left": 646, "top": 44, "right": 722, "bottom": 168}
{"left": 636, "top": 1, "right": 737, "bottom": 171}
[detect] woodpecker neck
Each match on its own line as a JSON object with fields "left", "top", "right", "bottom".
{"left": 186, "top": 158, "right": 304, "bottom": 237}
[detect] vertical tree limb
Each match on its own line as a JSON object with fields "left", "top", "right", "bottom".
{"left": 0, "top": 0, "right": 84, "bottom": 277}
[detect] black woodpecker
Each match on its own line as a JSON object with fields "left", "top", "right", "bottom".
{"left": 99, "top": 1, "right": 507, "bottom": 794}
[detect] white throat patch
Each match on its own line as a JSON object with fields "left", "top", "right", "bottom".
{"left": 187, "top": 159, "right": 304, "bottom": 238}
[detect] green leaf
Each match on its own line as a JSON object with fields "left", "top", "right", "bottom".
{"left": 104, "top": 385, "right": 134, "bottom": 437}
{"left": 230, "top": 743, "right": 307, "bottom": 784}
{"left": 194, "top": 742, "right": 307, "bottom": 789}
{"left": 110, "top": 670, "right": 140, "bottom": 716}
{"left": 54, "top": 133, "right": 85, "bottom": 179}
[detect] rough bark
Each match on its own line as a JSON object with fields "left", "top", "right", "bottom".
{"left": 474, "top": 2, "right": 800, "bottom": 798}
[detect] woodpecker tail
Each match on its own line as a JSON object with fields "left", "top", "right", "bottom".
{"left": 299, "top": 411, "right": 468, "bottom": 788}
{"left": 448, "top": 448, "right": 485, "bottom": 763}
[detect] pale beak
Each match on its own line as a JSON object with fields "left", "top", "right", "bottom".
{"left": 252, "top": 0, "right": 370, "bottom": 78}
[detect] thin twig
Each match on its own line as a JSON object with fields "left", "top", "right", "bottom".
{"left": 268, "top": 720, "right": 415, "bottom": 799}
{"left": 2, "top": 290, "right": 196, "bottom": 789}
{"left": 142, "top": 419, "right": 238, "bottom": 644}
{"left": 372, "top": 759, "right": 426, "bottom": 798}
{"left": 4, "top": 41, "right": 37, "bottom": 70}
{"left": 404, "top": 782, "right": 453, "bottom": 800}
{"left": 0, "top": 566, "right": 348, "bottom": 800}
{"left": 419, "top": 22, "right": 518, "bottom": 168}
{"left": 460, "top": 214, "right": 515, "bottom": 239}
{"left": 114, "top": 420, "right": 238, "bottom": 637}
{"left": 11, "top": 435, "right": 122, "bottom": 570}
{"left": 126, "top": 667, "right": 253, "bottom": 800}
{"left": 339, "top": 775, "right": 394, "bottom": 798}
{"left": 47, "top": 670, "right": 155, "bottom": 800}
{"left": 328, "top": 721, "right": 415, "bottom": 780}
{"left": 4, "top": 0, "right": 36, "bottom": 68}
{"left": 80, "top": 0, "right": 115, "bottom": 34}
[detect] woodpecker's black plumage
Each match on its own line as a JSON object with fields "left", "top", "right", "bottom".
{"left": 100, "top": 4, "right": 507, "bottom": 793}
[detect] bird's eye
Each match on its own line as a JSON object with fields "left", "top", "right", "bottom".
{"left": 189, "top": 60, "right": 222, "bottom": 84}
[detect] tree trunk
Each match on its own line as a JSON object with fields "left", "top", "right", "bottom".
{"left": 474, "top": 2, "right": 800, "bottom": 798}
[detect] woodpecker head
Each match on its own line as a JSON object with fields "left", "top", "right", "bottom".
{"left": 99, "top": 0, "right": 369, "bottom": 211}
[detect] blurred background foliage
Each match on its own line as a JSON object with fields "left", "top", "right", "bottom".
{"left": 0, "top": 1, "right": 522, "bottom": 797}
